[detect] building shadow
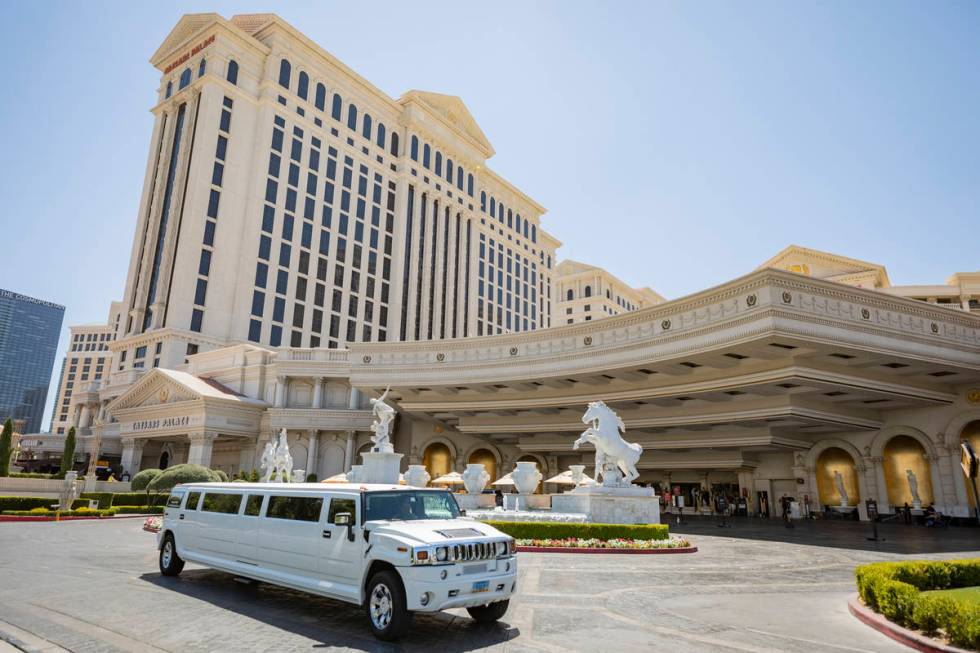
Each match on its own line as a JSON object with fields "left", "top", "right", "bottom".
{"left": 664, "top": 514, "right": 980, "bottom": 555}
{"left": 139, "top": 570, "right": 518, "bottom": 652}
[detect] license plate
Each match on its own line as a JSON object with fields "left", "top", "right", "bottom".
{"left": 472, "top": 580, "right": 489, "bottom": 593}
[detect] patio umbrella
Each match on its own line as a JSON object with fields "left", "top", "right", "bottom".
{"left": 321, "top": 472, "right": 349, "bottom": 483}
{"left": 432, "top": 471, "right": 465, "bottom": 485}
{"left": 491, "top": 473, "right": 515, "bottom": 486}
{"left": 545, "top": 470, "right": 595, "bottom": 486}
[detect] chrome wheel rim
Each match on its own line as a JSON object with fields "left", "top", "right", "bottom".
{"left": 162, "top": 541, "right": 173, "bottom": 568}
{"left": 369, "top": 583, "right": 393, "bottom": 630}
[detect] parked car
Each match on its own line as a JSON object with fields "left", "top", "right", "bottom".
{"left": 156, "top": 482, "right": 517, "bottom": 640}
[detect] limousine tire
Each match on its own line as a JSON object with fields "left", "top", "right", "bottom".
{"left": 365, "top": 570, "right": 412, "bottom": 640}
{"left": 467, "top": 599, "right": 509, "bottom": 623}
{"left": 159, "top": 534, "right": 185, "bottom": 577}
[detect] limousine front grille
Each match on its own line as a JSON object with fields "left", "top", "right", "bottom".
{"left": 450, "top": 540, "right": 502, "bottom": 562}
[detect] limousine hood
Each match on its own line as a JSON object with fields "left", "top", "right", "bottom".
{"left": 366, "top": 519, "right": 503, "bottom": 545}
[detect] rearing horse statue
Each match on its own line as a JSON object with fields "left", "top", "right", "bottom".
{"left": 572, "top": 401, "right": 642, "bottom": 485}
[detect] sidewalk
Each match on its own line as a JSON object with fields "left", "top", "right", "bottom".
{"left": 0, "top": 619, "right": 70, "bottom": 653}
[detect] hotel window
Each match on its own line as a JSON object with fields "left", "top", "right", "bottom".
{"left": 390, "top": 132, "right": 399, "bottom": 156}
{"left": 566, "top": 289, "right": 573, "bottom": 301}
{"left": 198, "top": 58, "right": 206, "bottom": 78}
{"left": 226, "top": 60, "right": 238, "bottom": 85}
{"left": 179, "top": 68, "right": 191, "bottom": 89}
{"left": 410, "top": 135, "right": 418, "bottom": 161}
{"left": 435, "top": 152, "right": 442, "bottom": 176}
{"left": 457, "top": 166, "right": 464, "bottom": 191}
{"left": 297, "top": 71, "right": 309, "bottom": 100}
{"left": 347, "top": 104, "right": 357, "bottom": 131}
{"left": 331, "top": 93, "right": 342, "bottom": 120}
{"left": 467, "top": 174, "right": 474, "bottom": 196}
{"left": 584, "top": 286, "right": 592, "bottom": 298}
{"left": 165, "top": 81, "right": 172, "bottom": 98}
{"left": 423, "top": 143, "right": 431, "bottom": 168}
{"left": 315, "top": 83, "right": 326, "bottom": 110}
{"left": 278, "top": 59, "right": 291, "bottom": 89}
{"left": 446, "top": 158, "right": 453, "bottom": 183}
{"left": 362, "top": 113, "right": 372, "bottom": 140}
{"left": 376, "top": 123, "right": 386, "bottom": 149}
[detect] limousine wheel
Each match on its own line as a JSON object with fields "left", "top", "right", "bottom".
{"left": 467, "top": 599, "right": 510, "bottom": 623}
{"left": 365, "top": 570, "right": 411, "bottom": 640}
{"left": 159, "top": 534, "right": 185, "bottom": 577}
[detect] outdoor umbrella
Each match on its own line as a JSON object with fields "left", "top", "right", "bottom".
{"left": 491, "top": 473, "right": 515, "bottom": 486}
{"left": 544, "top": 470, "right": 595, "bottom": 486}
{"left": 321, "top": 472, "right": 349, "bottom": 483}
{"left": 432, "top": 471, "right": 465, "bottom": 485}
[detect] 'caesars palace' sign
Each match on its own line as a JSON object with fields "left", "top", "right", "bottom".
{"left": 164, "top": 35, "right": 216, "bottom": 74}
{"left": 131, "top": 416, "right": 191, "bottom": 432}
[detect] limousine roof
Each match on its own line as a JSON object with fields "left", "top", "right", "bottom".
{"left": 172, "top": 482, "right": 445, "bottom": 493}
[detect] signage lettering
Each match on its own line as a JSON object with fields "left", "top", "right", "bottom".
{"left": 131, "top": 416, "right": 191, "bottom": 431}
{"left": 164, "top": 35, "right": 216, "bottom": 74}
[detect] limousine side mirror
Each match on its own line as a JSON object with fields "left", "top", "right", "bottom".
{"left": 335, "top": 512, "right": 355, "bottom": 541}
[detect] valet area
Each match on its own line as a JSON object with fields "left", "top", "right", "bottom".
{"left": 80, "top": 269, "right": 980, "bottom": 522}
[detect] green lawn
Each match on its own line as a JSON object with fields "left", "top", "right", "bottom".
{"left": 921, "top": 586, "right": 980, "bottom": 608}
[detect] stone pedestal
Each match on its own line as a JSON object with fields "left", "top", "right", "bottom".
{"left": 551, "top": 485, "right": 660, "bottom": 525}
{"left": 455, "top": 493, "right": 496, "bottom": 510}
{"left": 360, "top": 451, "right": 402, "bottom": 485}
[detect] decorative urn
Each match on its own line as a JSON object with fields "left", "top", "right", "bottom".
{"left": 462, "top": 463, "right": 491, "bottom": 495}
{"left": 569, "top": 464, "right": 586, "bottom": 486}
{"left": 347, "top": 465, "right": 364, "bottom": 483}
{"left": 512, "top": 461, "right": 542, "bottom": 495}
{"left": 404, "top": 464, "right": 430, "bottom": 488}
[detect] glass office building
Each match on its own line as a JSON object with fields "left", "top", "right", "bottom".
{"left": 0, "top": 289, "right": 64, "bottom": 433}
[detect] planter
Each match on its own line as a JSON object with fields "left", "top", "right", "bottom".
{"left": 404, "top": 465, "right": 430, "bottom": 488}
{"left": 847, "top": 595, "right": 973, "bottom": 653}
{"left": 517, "top": 545, "right": 698, "bottom": 555}
{"left": 462, "top": 463, "right": 491, "bottom": 495}
{"left": 512, "top": 461, "right": 542, "bottom": 495}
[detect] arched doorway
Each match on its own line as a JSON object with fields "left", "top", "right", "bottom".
{"left": 815, "top": 447, "right": 859, "bottom": 507}
{"left": 517, "top": 455, "right": 543, "bottom": 493}
{"left": 961, "top": 420, "right": 980, "bottom": 508}
{"left": 468, "top": 448, "right": 497, "bottom": 482}
{"left": 423, "top": 442, "right": 453, "bottom": 480}
{"left": 883, "top": 435, "right": 933, "bottom": 507}
{"left": 159, "top": 450, "right": 170, "bottom": 470}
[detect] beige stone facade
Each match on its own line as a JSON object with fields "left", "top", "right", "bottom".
{"left": 553, "top": 259, "right": 663, "bottom": 325}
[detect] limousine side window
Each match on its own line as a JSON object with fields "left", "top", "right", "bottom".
{"left": 167, "top": 493, "right": 183, "bottom": 508}
{"left": 328, "top": 498, "right": 357, "bottom": 525}
{"left": 185, "top": 492, "right": 202, "bottom": 510}
{"left": 244, "top": 495, "right": 264, "bottom": 516}
{"left": 266, "top": 496, "right": 323, "bottom": 522}
{"left": 202, "top": 493, "right": 243, "bottom": 515}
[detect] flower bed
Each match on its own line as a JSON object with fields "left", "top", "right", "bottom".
{"left": 481, "top": 520, "right": 669, "bottom": 541}
{"left": 143, "top": 516, "right": 162, "bottom": 533}
{"left": 854, "top": 559, "right": 980, "bottom": 650}
{"left": 517, "top": 536, "right": 694, "bottom": 554}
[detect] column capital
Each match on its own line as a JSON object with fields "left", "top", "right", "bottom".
{"left": 307, "top": 428, "right": 319, "bottom": 438}
{"left": 188, "top": 431, "right": 217, "bottom": 444}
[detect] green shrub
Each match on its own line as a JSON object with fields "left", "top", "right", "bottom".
{"left": 108, "top": 492, "right": 167, "bottom": 506}
{"left": 306, "top": 473, "right": 318, "bottom": 482}
{"left": 113, "top": 505, "right": 164, "bottom": 514}
{"left": 249, "top": 469, "right": 260, "bottom": 482}
{"left": 80, "top": 492, "right": 114, "bottom": 509}
{"left": 10, "top": 472, "right": 55, "bottom": 479}
{"left": 131, "top": 468, "right": 162, "bottom": 492}
{"left": 0, "top": 418, "right": 12, "bottom": 477}
{"left": 912, "top": 594, "right": 960, "bottom": 634}
{"left": 1, "top": 507, "right": 119, "bottom": 517}
{"left": 57, "top": 427, "right": 76, "bottom": 479}
{"left": 211, "top": 469, "right": 229, "bottom": 482}
{"left": 480, "top": 520, "right": 669, "bottom": 541}
{"left": 147, "top": 464, "right": 218, "bottom": 492}
{"left": 0, "top": 496, "right": 88, "bottom": 511}
{"left": 946, "top": 605, "right": 980, "bottom": 650}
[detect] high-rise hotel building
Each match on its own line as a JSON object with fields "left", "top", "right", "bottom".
{"left": 117, "top": 13, "right": 558, "bottom": 380}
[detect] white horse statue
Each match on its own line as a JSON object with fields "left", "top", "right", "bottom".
{"left": 273, "top": 429, "right": 293, "bottom": 483}
{"left": 259, "top": 440, "right": 276, "bottom": 482}
{"left": 573, "top": 401, "right": 642, "bottom": 486}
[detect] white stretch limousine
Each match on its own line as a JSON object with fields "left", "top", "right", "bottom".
{"left": 156, "top": 482, "right": 517, "bottom": 640}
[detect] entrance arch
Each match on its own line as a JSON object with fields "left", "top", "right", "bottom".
{"left": 959, "top": 420, "right": 980, "bottom": 508}
{"left": 882, "top": 435, "right": 934, "bottom": 507}
{"left": 815, "top": 447, "right": 860, "bottom": 507}
{"left": 423, "top": 442, "right": 453, "bottom": 480}
{"left": 467, "top": 447, "right": 499, "bottom": 482}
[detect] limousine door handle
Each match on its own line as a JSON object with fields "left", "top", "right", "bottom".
{"left": 322, "top": 530, "right": 331, "bottom": 539}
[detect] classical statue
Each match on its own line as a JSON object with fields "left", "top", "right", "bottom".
{"left": 572, "top": 401, "right": 642, "bottom": 486}
{"left": 59, "top": 471, "right": 79, "bottom": 512}
{"left": 906, "top": 468, "right": 921, "bottom": 507}
{"left": 833, "top": 470, "right": 848, "bottom": 506}
{"left": 273, "top": 428, "right": 293, "bottom": 483}
{"left": 259, "top": 440, "right": 276, "bottom": 483}
{"left": 369, "top": 386, "right": 396, "bottom": 453}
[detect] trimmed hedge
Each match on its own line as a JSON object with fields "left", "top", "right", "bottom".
{"left": 481, "top": 520, "right": 669, "bottom": 541}
{"left": 131, "top": 468, "right": 162, "bottom": 492}
{"left": 0, "top": 496, "right": 89, "bottom": 511}
{"left": 147, "top": 464, "right": 220, "bottom": 492}
{"left": 855, "top": 559, "right": 980, "bottom": 649}
{"left": 9, "top": 472, "right": 55, "bottom": 479}
{"left": 113, "top": 505, "right": 164, "bottom": 515}
{"left": 108, "top": 492, "right": 168, "bottom": 507}
{"left": 80, "top": 492, "right": 115, "bottom": 509}
{"left": 2, "top": 507, "right": 119, "bottom": 517}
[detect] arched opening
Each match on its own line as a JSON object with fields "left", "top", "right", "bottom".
{"left": 278, "top": 59, "right": 291, "bottom": 89}
{"left": 226, "top": 60, "right": 239, "bottom": 85}
{"left": 961, "top": 420, "right": 980, "bottom": 508}
{"left": 314, "top": 82, "right": 325, "bottom": 110}
{"left": 566, "top": 289, "right": 574, "bottom": 301}
{"left": 297, "top": 71, "right": 309, "bottom": 100}
{"left": 423, "top": 442, "right": 453, "bottom": 480}
{"left": 883, "top": 434, "right": 934, "bottom": 507}
{"left": 468, "top": 448, "right": 497, "bottom": 482}
{"left": 517, "top": 455, "right": 543, "bottom": 493}
{"left": 159, "top": 450, "right": 170, "bottom": 470}
{"left": 584, "top": 285, "right": 592, "bottom": 298}
{"left": 178, "top": 67, "right": 192, "bottom": 89}
{"left": 815, "top": 447, "right": 859, "bottom": 506}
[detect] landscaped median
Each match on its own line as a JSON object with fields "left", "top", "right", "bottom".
{"left": 0, "top": 495, "right": 165, "bottom": 522}
{"left": 480, "top": 520, "right": 695, "bottom": 554}
{"left": 852, "top": 559, "right": 980, "bottom": 651}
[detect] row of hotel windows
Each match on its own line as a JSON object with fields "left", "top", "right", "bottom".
{"left": 564, "top": 286, "right": 637, "bottom": 311}
{"left": 476, "top": 233, "right": 541, "bottom": 335}
{"left": 70, "top": 331, "right": 113, "bottom": 352}
{"left": 248, "top": 112, "right": 395, "bottom": 348}
{"left": 57, "top": 358, "right": 104, "bottom": 422}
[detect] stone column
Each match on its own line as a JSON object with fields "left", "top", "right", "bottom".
{"left": 79, "top": 404, "right": 92, "bottom": 429}
{"left": 187, "top": 432, "right": 216, "bottom": 467}
{"left": 274, "top": 376, "right": 288, "bottom": 408}
{"left": 312, "top": 377, "right": 324, "bottom": 409}
{"left": 306, "top": 429, "right": 320, "bottom": 479}
{"left": 120, "top": 437, "right": 145, "bottom": 477}
{"left": 736, "top": 468, "right": 755, "bottom": 515}
{"left": 348, "top": 387, "right": 361, "bottom": 410}
{"left": 344, "top": 430, "right": 356, "bottom": 471}
{"left": 871, "top": 456, "right": 891, "bottom": 512}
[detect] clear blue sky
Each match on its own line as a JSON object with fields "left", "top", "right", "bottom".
{"left": 1, "top": 2, "right": 977, "bottom": 431}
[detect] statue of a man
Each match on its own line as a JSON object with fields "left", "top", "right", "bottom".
{"left": 260, "top": 440, "right": 276, "bottom": 482}
{"left": 833, "top": 470, "right": 848, "bottom": 506}
{"left": 274, "top": 428, "right": 293, "bottom": 483}
{"left": 906, "top": 468, "right": 921, "bottom": 506}
{"left": 369, "top": 386, "right": 396, "bottom": 453}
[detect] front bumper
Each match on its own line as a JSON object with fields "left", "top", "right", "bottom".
{"left": 399, "top": 556, "right": 517, "bottom": 611}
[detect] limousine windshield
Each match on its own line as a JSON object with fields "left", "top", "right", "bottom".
{"left": 363, "top": 490, "right": 461, "bottom": 522}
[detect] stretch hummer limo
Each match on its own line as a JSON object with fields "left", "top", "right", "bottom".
{"left": 156, "top": 482, "right": 517, "bottom": 640}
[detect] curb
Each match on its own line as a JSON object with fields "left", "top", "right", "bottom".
{"left": 846, "top": 594, "right": 972, "bottom": 653}
{"left": 517, "top": 545, "right": 697, "bottom": 554}
{"left": 0, "top": 514, "right": 154, "bottom": 523}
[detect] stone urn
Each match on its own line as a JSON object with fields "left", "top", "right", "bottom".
{"left": 404, "top": 464, "right": 430, "bottom": 488}
{"left": 347, "top": 465, "right": 364, "bottom": 483}
{"left": 512, "top": 461, "right": 542, "bottom": 495}
{"left": 569, "top": 465, "right": 586, "bottom": 486}
{"left": 292, "top": 469, "right": 306, "bottom": 483}
{"left": 462, "top": 463, "right": 490, "bottom": 495}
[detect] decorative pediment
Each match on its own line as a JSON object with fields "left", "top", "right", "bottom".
{"left": 400, "top": 91, "right": 494, "bottom": 157}
{"left": 555, "top": 259, "right": 601, "bottom": 276}
{"left": 108, "top": 368, "right": 266, "bottom": 414}
{"left": 758, "top": 245, "right": 890, "bottom": 289}
{"left": 150, "top": 13, "right": 223, "bottom": 67}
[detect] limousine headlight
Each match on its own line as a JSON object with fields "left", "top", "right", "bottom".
{"left": 435, "top": 546, "right": 449, "bottom": 562}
